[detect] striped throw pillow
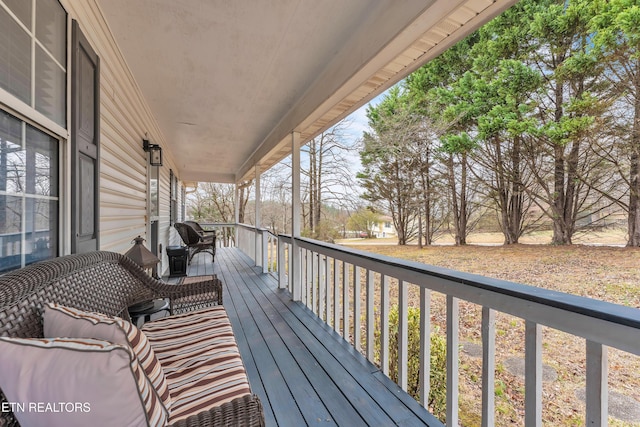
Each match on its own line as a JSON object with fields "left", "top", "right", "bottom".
{"left": 0, "top": 337, "right": 167, "bottom": 427}
{"left": 43, "top": 303, "right": 171, "bottom": 416}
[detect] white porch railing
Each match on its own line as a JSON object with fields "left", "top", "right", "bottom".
{"left": 204, "top": 224, "right": 640, "bottom": 426}
{"left": 201, "top": 223, "right": 279, "bottom": 276}
{"left": 198, "top": 223, "right": 236, "bottom": 248}
{"left": 276, "top": 234, "right": 640, "bottom": 427}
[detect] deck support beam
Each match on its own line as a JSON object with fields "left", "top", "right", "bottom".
{"left": 291, "top": 132, "right": 302, "bottom": 301}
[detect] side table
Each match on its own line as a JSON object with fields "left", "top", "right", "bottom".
{"left": 128, "top": 299, "right": 170, "bottom": 326}
{"left": 167, "top": 246, "right": 188, "bottom": 277}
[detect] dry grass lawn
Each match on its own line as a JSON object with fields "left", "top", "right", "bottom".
{"left": 349, "top": 241, "right": 640, "bottom": 426}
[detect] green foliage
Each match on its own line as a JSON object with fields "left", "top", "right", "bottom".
{"left": 358, "top": 0, "right": 638, "bottom": 245}
{"left": 301, "top": 221, "right": 342, "bottom": 243}
{"left": 377, "top": 306, "right": 447, "bottom": 422}
{"left": 346, "top": 208, "right": 381, "bottom": 238}
{"left": 591, "top": 0, "right": 640, "bottom": 58}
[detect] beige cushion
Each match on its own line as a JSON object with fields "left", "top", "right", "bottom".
{"left": 43, "top": 303, "right": 172, "bottom": 415}
{"left": 0, "top": 337, "right": 167, "bottom": 427}
{"left": 142, "top": 306, "right": 251, "bottom": 423}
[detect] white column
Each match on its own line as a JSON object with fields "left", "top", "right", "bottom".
{"left": 255, "top": 165, "right": 261, "bottom": 268}
{"left": 291, "top": 131, "right": 302, "bottom": 301}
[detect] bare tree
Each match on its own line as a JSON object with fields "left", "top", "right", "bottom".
{"left": 187, "top": 181, "right": 252, "bottom": 245}
{"left": 301, "top": 120, "right": 360, "bottom": 239}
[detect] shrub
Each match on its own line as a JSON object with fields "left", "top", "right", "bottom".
{"left": 381, "top": 305, "right": 447, "bottom": 422}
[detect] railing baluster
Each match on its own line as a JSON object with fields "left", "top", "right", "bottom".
{"left": 324, "top": 255, "right": 330, "bottom": 322}
{"left": 353, "top": 266, "right": 362, "bottom": 352}
{"left": 398, "top": 280, "right": 408, "bottom": 391}
{"left": 287, "top": 244, "right": 293, "bottom": 293}
{"left": 525, "top": 320, "right": 542, "bottom": 427}
{"left": 307, "top": 250, "right": 313, "bottom": 309}
{"left": 333, "top": 258, "right": 340, "bottom": 333}
{"left": 586, "top": 340, "right": 608, "bottom": 427}
{"left": 343, "top": 262, "right": 349, "bottom": 339}
{"left": 419, "top": 287, "right": 431, "bottom": 407}
{"left": 481, "top": 307, "right": 496, "bottom": 427}
{"left": 312, "top": 252, "right": 318, "bottom": 315}
{"left": 262, "top": 231, "right": 268, "bottom": 274}
{"left": 381, "top": 274, "right": 390, "bottom": 376}
{"left": 269, "top": 235, "right": 275, "bottom": 272}
{"left": 366, "top": 269, "right": 375, "bottom": 363}
{"left": 446, "top": 295, "right": 459, "bottom": 427}
{"left": 277, "top": 237, "right": 285, "bottom": 288}
{"left": 318, "top": 255, "right": 326, "bottom": 321}
{"left": 289, "top": 243, "right": 295, "bottom": 298}
{"left": 300, "top": 249, "right": 307, "bottom": 306}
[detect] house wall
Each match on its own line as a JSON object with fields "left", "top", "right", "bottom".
{"left": 59, "top": 0, "right": 183, "bottom": 273}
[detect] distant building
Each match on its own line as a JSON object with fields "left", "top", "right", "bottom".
{"left": 373, "top": 216, "right": 396, "bottom": 238}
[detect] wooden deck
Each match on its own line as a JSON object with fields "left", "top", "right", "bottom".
{"left": 184, "top": 247, "right": 440, "bottom": 427}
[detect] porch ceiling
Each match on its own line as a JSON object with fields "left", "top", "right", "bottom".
{"left": 97, "top": 0, "right": 516, "bottom": 183}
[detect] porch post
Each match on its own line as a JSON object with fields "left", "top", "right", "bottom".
{"left": 255, "top": 165, "right": 261, "bottom": 268}
{"left": 234, "top": 183, "right": 239, "bottom": 248}
{"left": 291, "top": 131, "right": 302, "bottom": 301}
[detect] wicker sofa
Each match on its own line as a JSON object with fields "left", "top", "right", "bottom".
{"left": 0, "top": 251, "right": 264, "bottom": 427}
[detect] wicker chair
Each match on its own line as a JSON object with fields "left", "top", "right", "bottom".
{"left": 174, "top": 222, "right": 216, "bottom": 265}
{"left": 184, "top": 221, "right": 216, "bottom": 243}
{"left": 0, "top": 251, "right": 264, "bottom": 427}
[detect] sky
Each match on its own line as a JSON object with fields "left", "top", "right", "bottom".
{"left": 334, "top": 91, "right": 387, "bottom": 177}
{"left": 343, "top": 91, "right": 386, "bottom": 146}
{"left": 260, "top": 90, "right": 389, "bottom": 205}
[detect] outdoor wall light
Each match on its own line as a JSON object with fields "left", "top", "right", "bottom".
{"left": 143, "top": 138, "right": 163, "bottom": 166}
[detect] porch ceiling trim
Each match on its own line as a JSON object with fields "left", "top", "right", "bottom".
{"left": 236, "top": 0, "right": 517, "bottom": 182}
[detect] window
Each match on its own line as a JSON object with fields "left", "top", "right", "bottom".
{"left": 0, "top": 0, "right": 66, "bottom": 270}
{"left": 0, "top": 110, "right": 59, "bottom": 272}
{"left": 0, "top": 0, "right": 67, "bottom": 126}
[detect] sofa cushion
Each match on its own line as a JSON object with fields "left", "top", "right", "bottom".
{"left": 43, "top": 303, "right": 172, "bottom": 413}
{"left": 141, "top": 306, "right": 251, "bottom": 424}
{"left": 0, "top": 337, "right": 167, "bottom": 427}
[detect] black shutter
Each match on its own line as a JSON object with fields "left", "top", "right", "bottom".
{"left": 71, "top": 20, "right": 100, "bottom": 253}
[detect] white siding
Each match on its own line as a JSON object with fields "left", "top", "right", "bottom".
{"left": 61, "top": 0, "right": 183, "bottom": 273}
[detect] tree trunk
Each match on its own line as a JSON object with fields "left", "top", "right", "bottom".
{"left": 494, "top": 137, "right": 514, "bottom": 244}
{"left": 507, "top": 135, "right": 523, "bottom": 244}
{"left": 551, "top": 81, "right": 570, "bottom": 245}
{"left": 628, "top": 80, "right": 640, "bottom": 246}
{"left": 446, "top": 153, "right": 461, "bottom": 244}
{"left": 458, "top": 152, "right": 468, "bottom": 245}
{"left": 309, "top": 143, "right": 316, "bottom": 233}
{"left": 314, "top": 140, "right": 323, "bottom": 234}
{"left": 417, "top": 209, "right": 423, "bottom": 249}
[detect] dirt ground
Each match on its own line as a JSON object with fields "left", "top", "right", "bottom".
{"left": 338, "top": 228, "right": 629, "bottom": 247}
{"left": 338, "top": 231, "right": 640, "bottom": 426}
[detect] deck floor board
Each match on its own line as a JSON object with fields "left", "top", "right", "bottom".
{"left": 184, "top": 248, "right": 441, "bottom": 427}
